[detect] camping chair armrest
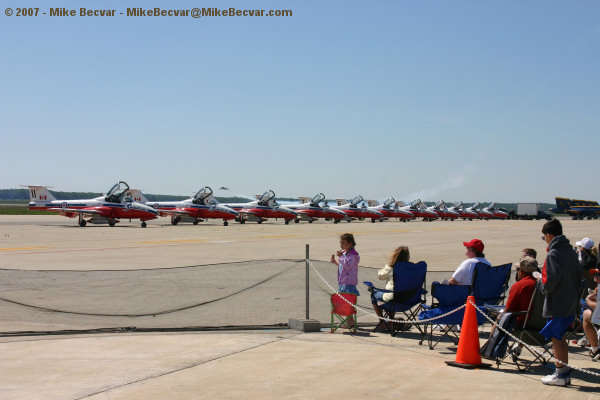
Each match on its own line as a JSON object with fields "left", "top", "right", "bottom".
{"left": 482, "top": 304, "right": 505, "bottom": 312}
{"left": 363, "top": 281, "right": 391, "bottom": 293}
{"left": 510, "top": 310, "right": 528, "bottom": 315}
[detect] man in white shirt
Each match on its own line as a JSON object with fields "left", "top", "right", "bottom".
{"left": 448, "top": 239, "right": 491, "bottom": 285}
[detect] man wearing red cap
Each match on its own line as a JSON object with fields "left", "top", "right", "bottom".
{"left": 448, "top": 239, "right": 491, "bottom": 285}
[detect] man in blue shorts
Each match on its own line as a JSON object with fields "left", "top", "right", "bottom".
{"left": 537, "top": 218, "right": 581, "bottom": 386}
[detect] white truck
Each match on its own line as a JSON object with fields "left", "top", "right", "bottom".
{"left": 511, "top": 203, "right": 551, "bottom": 220}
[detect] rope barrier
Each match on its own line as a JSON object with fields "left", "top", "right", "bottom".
{"left": 468, "top": 299, "right": 600, "bottom": 378}
{"left": 308, "top": 259, "right": 466, "bottom": 324}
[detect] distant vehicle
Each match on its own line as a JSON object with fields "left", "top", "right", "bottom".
{"left": 224, "top": 190, "right": 298, "bottom": 224}
{"left": 509, "top": 203, "right": 552, "bottom": 220}
{"left": 331, "top": 195, "right": 384, "bottom": 222}
{"left": 287, "top": 193, "right": 348, "bottom": 223}
{"left": 129, "top": 186, "right": 238, "bottom": 226}
{"left": 24, "top": 181, "right": 158, "bottom": 227}
{"left": 549, "top": 197, "right": 600, "bottom": 220}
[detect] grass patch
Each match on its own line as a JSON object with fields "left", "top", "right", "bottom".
{"left": 0, "top": 205, "right": 55, "bottom": 215}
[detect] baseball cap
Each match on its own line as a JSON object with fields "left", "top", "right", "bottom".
{"left": 463, "top": 239, "right": 484, "bottom": 253}
{"left": 590, "top": 269, "right": 600, "bottom": 275}
{"left": 576, "top": 238, "right": 595, "bottom": 250}
{"left": 518, "top": 257, "right": 538, "bottom": 273}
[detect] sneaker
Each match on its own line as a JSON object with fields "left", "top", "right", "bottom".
{"left": 576, "top": 336, "right": 589, "bottom": 347}
{"left": 591, "top": 348, "right": 600, "bottom": 361}
{"left": 541, "top": 371, "right": 569, "bottom": 386}
{"left": 510, "top": 343, "right": 522, "bottom": 358}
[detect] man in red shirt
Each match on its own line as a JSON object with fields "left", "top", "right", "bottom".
{"left": 505, "top": 257, "right": 538, "bottom": 327}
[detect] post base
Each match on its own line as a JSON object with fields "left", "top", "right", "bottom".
{"left": 289, "top": 318, "right": 321, "bottom": 332}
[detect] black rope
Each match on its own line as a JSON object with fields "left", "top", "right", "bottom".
{"left": 0, "top": 263, "right": 297, "bottom": 317}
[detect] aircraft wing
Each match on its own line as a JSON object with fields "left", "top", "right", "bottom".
{"left": 157, "top": 209, "right": 190, "bottom": 217}
{"left": 48, "top": 207, "right": 105, "bottom": 217}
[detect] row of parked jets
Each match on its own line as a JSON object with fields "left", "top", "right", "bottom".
{"left": 25, "top": 181, "right": 509, "bottom": 227}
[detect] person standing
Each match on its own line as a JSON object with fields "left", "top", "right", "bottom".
{"left": 330, "top": 233, "right": 360, "bottom": 296}
{"left": 537, "top": 219, "right": 582, "bottom": 386}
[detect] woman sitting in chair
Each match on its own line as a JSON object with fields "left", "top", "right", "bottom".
{"left": 371, "top": 246, "right": 410, "bottom": 330}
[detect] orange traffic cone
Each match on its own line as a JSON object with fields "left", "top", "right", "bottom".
{"left": 445, "top": 295, "right": 491, "bottom": 369}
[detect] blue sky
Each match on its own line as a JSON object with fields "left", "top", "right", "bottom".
{"left": 1, "top": 0, "right": 599, "bottom": 203}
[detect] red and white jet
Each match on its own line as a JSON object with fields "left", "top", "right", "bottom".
{"left": 446, "top": 201, "right": 478, "bottom": 220}
{"left": 130, "top": 186, "right": 239, "bottom": 226}
{"left": 405, "top": 199, "right": 439, "bottom": 221}
{"left": 367, "top": 198, "right": 414, "bottom": 222}
{"left": 332, "top": 195, "right": 384, "bottom": 222}
{"left": 225, "top": 190, "right": 298, "bottom": 224}
{"left": 427, "top": 200, "right": 460, "bottom": 221}
{"left": 286, "top": 193, "right": 348, "bottom": 223}
{"left": 468, "top": 202, "right": 494, "bottom": 220}
{"left": 25, "top": 181, "right": 159, "bottom": 227}
{"left": 483, "top": 202, "right": 509, "bottom": 219}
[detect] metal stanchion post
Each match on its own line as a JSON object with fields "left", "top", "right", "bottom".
{"left": 289, "top": 244, "right": 319, "bottom": 332}
{"left": 305, "top": 243, "right": 309, "bottom": 319}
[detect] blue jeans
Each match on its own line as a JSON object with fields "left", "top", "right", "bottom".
{"left": 339, "top": 284, "right": 360, "bottom": 296}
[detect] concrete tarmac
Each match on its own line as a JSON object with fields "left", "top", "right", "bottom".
{"left": 1, "top": 215, "right": 600, "bottom": 399}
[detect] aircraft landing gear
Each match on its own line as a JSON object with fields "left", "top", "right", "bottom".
{"left": 257, "top": 220, "right": 263, "bottom": 224}
{"left": 109, "top": 218, "right": 116, "bottom": 227}
{"left": 141, "top": 221, "right": 147, "bottom": 228}
{"left": 223, "top": 220, "right": 228, "bottom": 226}
{"left": 294, "top": 218, "right": 300, "bottom": 223}
{"left": 171, "top": 215, "right": 180, "bottom": 225}
{"left": 193, "top": 218, "right": 199, "bottom": 225}
{"left": 371, "top": 219, "right": 376, "bottom": 223}
{"left": 308, "top": 220, "right": 313, "bottom": 223}
{"left": 334, "top": 219, "right": 340, "bottom": 224}
{"left": 285, "top": 220, "right": 290, "bottom": 225}
{"left": 79, "top": 219, "right": 87, "bottom": 227}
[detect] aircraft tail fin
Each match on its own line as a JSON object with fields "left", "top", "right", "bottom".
{"left": 366, "top": 199, "right": 379, "bottom": 207}
{"left": 298, "top": 196, "right": 311, "bottom": 204}
{"left": 554, "top": 197, "right": 572, "bottom": 212}
{"left": 126, "top": 189, "right": 149, "bottom": 203}
{"left": 336, "top": 198, "right": 348, "bottom": 206}
{"left": 23, "top": 185, "right": 56, "bottom": 202}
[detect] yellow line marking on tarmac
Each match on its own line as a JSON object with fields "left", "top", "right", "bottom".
{"left": 135, "top": 239, "right": 208, "bottom": 244}
{"left": 258, "top": 235, "right": 298, "bottom": 239}
{"left": 0, "top": 246, "right": 50, "bottom": 251}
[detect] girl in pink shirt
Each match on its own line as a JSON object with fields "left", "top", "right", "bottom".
{"left": 330, "top": 233, "right": 360, "bottom": 295}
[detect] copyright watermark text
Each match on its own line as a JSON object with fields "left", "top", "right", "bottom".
{"left": 4, "top": 7, "right": 293, "bottom": 18}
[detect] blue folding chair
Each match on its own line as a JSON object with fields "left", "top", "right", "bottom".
{"left": 364, "top": 261, "right": 427, "bottom": 336}
{"left": 472, "top": 262, "right": 512, "bottom": 323}
{"left": 418, "top": 282, "right": 470, "bottom": 349}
